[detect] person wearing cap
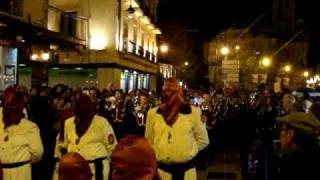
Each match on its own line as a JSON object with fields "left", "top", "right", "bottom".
{"left": 62, "top": 94, "right": 117, "bottom": 180}
{"left": 145, "top": 78, "right": 209, "bottom": 180}
{"left": 0, "top": 90, "right": 44, "bottom": 180}
{"left": 58, "top": 152, "right": 92, "bottom": 180}
{"left": 111, "top": 135, "right": 160, "bottom": 180}
{"left": 277, "top": 112, "right": 320, "bottom": 180}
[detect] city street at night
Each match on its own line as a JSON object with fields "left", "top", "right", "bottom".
{"left": 1, "top": 0, "right": 320, "bottom": 180}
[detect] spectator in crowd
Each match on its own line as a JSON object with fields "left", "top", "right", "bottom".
{"left": 277, "top": 112, "right": 320, "bottom": 180}
{"left": 104, "top": 82, "right": 114, "bottom": 98}
{"left": 58, "top": 152, "right": 92, "bottom": 180}
{"left": 148, "top": 90, "right": 157, "bottom": 107}
{"left": 145, "top": 78, "right": 209, "bottom": 180}
{"left": 89, "top": 87, "right": 101, "bottom": 112}
{"left": 111, "top": 135, "right": 160, "bottom": 180}
{"left": 62, "top": 94, "right": 117, "bottom": 180}
{"left": 282, "top": 94, "right": 302, "bottom": 115}
{"left": 0, "top": 89, "right": 43, "bottom": 180}
{"left": 302, "top": 93, "right": 313, "bottom": 113}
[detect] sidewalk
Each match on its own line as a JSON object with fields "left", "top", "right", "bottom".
{"left": 197, "top": 152, "right": 242, "bottom": 180}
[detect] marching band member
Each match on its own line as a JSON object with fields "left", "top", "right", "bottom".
{"left": 134, "top": 94, "right": 151, "bottom": 136}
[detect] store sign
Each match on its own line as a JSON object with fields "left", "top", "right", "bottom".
{"left": 222, "top": 59, "right": 240, "bottom": 83}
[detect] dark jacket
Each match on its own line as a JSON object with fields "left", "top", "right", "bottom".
{"left": 278, "top": 148, "right": 320, "bottom": 180}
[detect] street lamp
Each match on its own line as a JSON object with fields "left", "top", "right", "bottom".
{"left": 41, "top": 52, "right": 50, "bottom": 61}
{"left": 184, "top": 61, "right": 189, "bottom": 66}
{"left": 303, "top": 71, "right": 309, "bottom": 78}
{"left": 284, "top": 65, "right": 291, "bottom": 73}
{"left": 220, "top": 46, "right": 230, "bottom": 56}
{"left": 160, "top": 44, "right": 169, "bottom": 54}
{"left": 235, "top": 45, "right": 240, "bottom": 51}
{"left": 262, "top": 56, "right": 271, "bottom": 67}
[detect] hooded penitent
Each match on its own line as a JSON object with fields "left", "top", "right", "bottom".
{"left": 111, "top": 135, "right": 160, "bottom": 180}
{"left": 58, "top": 152, "right": 92, "bottom": 180}
{"left": 2, "top": 92, "right": 25, "bottom": 128}
{"left": 160, "top": 78, "right": 184, "bottom": 126}
{"left": 74, "top": 94, "right": 95, "bottom": 138}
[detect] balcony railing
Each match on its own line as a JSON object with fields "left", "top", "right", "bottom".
{"left": 122, "top": 38, "right": 157, "bottom": 63}
{"left": 47, "top": 5, "right": 89, "bottom": 43}
{"left": 0, "top": 0, "right": 23, "bottom": 16}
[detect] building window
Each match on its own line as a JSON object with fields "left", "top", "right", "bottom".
{"left": 60, "top": 12, "right": 77, "bottom": 37}
{"left": 0, "top": 47, "right": 17, "bottom": 90}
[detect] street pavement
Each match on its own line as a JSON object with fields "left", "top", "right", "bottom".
{"left": 198, "top": 152, "right": 242, "bottom": 180}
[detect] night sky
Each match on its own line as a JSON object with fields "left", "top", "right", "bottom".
{"left": 158, "top": 0, "right": 320, "bottom": 69}
{"left": 158, "top": 0, "right": 271, "bottom": 39}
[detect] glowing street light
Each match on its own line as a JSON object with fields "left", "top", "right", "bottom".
{"left": 184, "top": 61, "right": 189, "bottom": 66}
{"left": 160, "top": 44, "right": 169, "bottom": 53}
{"left": 220, "top": 46, "right": 230, "bottom": 55}
{"left": 303, "top": 71, "right": 309, "bottom": 78}
{"left": 31, "top": 54, "right": 38, "bottom": 60}
{"left": 235, "top": 45, "right": 240, "bottom": 50}
{"left": 262, "top": 56, "right": 271, "bottom": 67}
{"left": 284, "top": 65, "right": 291, "bottom": 73}
{"left": 41, "top": 52, "right": 50, "bottom": 61}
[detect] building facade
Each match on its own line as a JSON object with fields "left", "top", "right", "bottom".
{"left": 0, "top": 0, "right": 161, "bottom": 92}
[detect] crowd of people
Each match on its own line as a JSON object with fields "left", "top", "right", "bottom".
{"left": 0, "top": 79, "right": 320, "bottom": 180}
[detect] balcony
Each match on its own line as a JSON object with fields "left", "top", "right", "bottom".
{"left": 47, "top": 5, "right": 89, "bottom": 43}
{"left": 122, "top": 38, "right": 157, "bottom": 63}
{"left": 0, "top": 0, "right": 23, "bottom": 16}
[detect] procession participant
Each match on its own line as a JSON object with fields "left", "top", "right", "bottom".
{"left": 145, "top": 78, "right": 209, "bottom": 180}
{"left": 111, "top": 135, "right": 160, "bottom": 180}
{"left": 62, "top": 94, "right": 117, "bottom": 180}
{"left": 195, "top": 92, "right": 215, "bottom": 169}
{"left": 200, "top": 92, "right": 214, "bottom": 129}
{"left": 0, "top": 91, "right": 43, "bottom": 180}
{"left": 134, "top": 94, "right": 151, "bottom": 136}
{"left": 109, "top": 90, "right": 127, "bottom": 140}
{"left": 52, "top": 109, "right": 74, "bottom": 180}
{"left": 58, "top": 152, "right": 92, "bottom": 180}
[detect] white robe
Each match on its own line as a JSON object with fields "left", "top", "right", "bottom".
{"left": 0, "top": 118, "right": 44, "bottom": 180}
{"left": 62, "top": 115, "right": 117, "bottom": 180}
{"left": 145, "top": 106, "right": 209, "bottom": 180}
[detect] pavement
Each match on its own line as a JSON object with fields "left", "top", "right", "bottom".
{"left": 197, "top": 152, "right": 242, "bottom": 180}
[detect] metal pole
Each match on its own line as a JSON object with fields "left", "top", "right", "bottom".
{"left": 273, "top": 29, "right": 304, "bottom": 56}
